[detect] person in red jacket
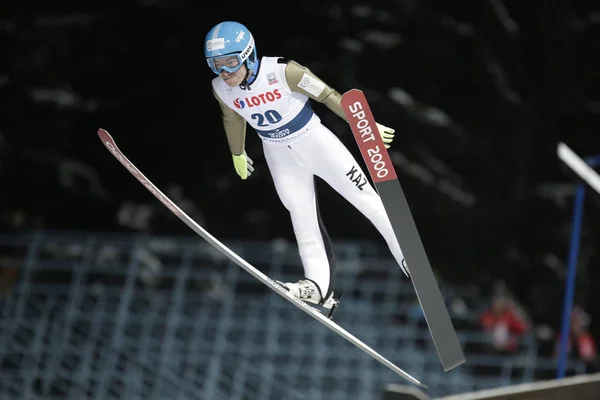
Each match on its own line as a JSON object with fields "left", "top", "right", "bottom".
{"left": 480, "top": 294, "right": 529, "bottom": 353}
{"left": 555, "top": 306, "right": 598, "bottom": 373}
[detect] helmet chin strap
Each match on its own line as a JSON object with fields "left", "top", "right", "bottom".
{"left": 238, "top": 56, "right": 260, "bottom": 90}
{"left": 238, "top": 66, "right": 254, "bottom": 90}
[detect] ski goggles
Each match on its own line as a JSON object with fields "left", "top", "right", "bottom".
{"left": 207, "top": 54, "right": 243, "bottom": 75}
{"left": 206, "top": 37, "right": 255, "bottom": 75}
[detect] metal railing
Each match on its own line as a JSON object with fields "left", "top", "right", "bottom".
{"left": 0, "top": 232, "right": 586, "bottom": 399}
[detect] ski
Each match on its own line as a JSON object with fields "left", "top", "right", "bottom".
{"left": 341, "top": 89, "right": 466, "bottom": 372}
{"left": 97, "top": 128, "right": 427, "bottom": 388}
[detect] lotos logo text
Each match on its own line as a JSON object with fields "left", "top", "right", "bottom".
{"left": 234, "top": 89, "right": 281, "bottom": 109}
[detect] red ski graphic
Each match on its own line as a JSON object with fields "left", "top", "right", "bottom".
{"left": 341, "top": 89, "right": 465, "bottom": 372}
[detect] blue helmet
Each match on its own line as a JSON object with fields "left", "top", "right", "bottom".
{"left": 204, "top": 21, "right": 258, "bottom": 75}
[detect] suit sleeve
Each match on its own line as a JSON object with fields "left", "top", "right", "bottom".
{"left": 212, "top": 85, "right": 247, "bottom": 156}
{"left": 283, "top": 60, "right": 347, "bottom": 122}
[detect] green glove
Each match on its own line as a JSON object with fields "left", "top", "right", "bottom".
{"left": 232, "top": 151, "right": 254, "bottom": 180}
{"left": 376, "top": 122, "right": 395, "bottom": 149}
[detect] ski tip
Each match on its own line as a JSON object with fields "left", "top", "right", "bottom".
{"left": 97, "top": 128, "right": 114, "bottom": 143}
{"left": 417, "top": 382, "right": 428, "bottom": 389}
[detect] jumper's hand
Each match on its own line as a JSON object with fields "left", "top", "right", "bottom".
{"left": 376, "top": 123, "right": 395, "bottom": 149}
{"left": 232, "top": 151, "right": 254, "bottom": 179}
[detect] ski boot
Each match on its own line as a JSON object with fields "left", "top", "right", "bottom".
{"left": 275, "top": 278, "right": 341, "bottom": 319}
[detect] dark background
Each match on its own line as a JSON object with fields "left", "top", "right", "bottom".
{"left": 2, "top": 1, "right": 599, "bottom": 337}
